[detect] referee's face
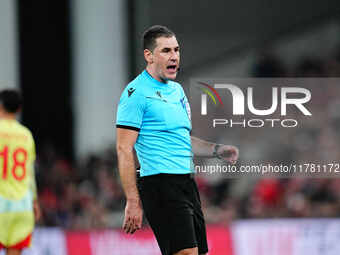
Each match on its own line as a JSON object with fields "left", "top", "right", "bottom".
{"left": 150, "top": 36, "right": 180, "bottom": 82}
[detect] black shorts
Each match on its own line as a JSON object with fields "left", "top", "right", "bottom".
{"left": 138, "top": 173, "right": 208, "bottom": 255}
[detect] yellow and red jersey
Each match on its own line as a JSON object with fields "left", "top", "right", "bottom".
{"left": 0, "top": 118, "right": 36, "bottom": 247}
{"left": 0, "top": 119, "right": 36, "bottom": 200}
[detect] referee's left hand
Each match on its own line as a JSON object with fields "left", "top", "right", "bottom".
{"left": 123, "top": 199, "right": 143, "bottom": 234}
{"left": 216, "top": 145, "right": 239, "bottom": 164}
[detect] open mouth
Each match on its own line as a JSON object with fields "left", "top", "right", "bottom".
{"left": 167, "top": 65, "right": 177, "bottom": 72}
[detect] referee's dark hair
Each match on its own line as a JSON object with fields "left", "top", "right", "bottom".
{"left": 0, "top": 89, "right": 22, "bottom": 113}
{"left": 143, "top": 25, "right": 175, "bottom": 51}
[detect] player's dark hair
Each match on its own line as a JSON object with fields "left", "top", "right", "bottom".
{"left": 143, "top": 25, "right": 175, "bottom": 51}
{"left": 0, "top": 89, "right": 22, "bottom": 113}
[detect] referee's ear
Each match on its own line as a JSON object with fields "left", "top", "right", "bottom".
{"left": 144, "top": 49, "right": 153, "bottom": 64}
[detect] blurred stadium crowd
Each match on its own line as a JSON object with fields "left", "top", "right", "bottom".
{"left": 36, "top": 47, "right": 340, "bottom": 229}
{"left": 36, "top": 146, "right": 124, "bottom": 229}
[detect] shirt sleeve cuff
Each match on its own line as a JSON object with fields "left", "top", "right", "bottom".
{"left": 116, "top": 124, "right": 140, "bottom": 132}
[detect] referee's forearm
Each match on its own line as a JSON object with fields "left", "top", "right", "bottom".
{"left": 117, "top": 147, "right": 140, "bottom": 202}
{"left": 191, "top": 136, "right": 215, "bottom": 157}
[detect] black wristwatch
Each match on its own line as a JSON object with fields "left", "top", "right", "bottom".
{"left": 213, "top": 144, "right": 222, "bottom": 159}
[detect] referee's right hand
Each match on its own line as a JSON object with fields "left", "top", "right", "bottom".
{"left": 123, "top": 199, "right": 143, "bottom": 234}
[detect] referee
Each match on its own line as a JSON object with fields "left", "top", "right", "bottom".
{"left": 116, "top": 25, "right": 239, "bottom": 255}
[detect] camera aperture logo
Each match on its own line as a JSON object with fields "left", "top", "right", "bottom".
{"left": 196, "top": 82, "right": 312, "bottom": 128}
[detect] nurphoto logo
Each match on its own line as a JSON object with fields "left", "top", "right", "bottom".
{"left": 196, "top": 82, "right": 312, "bottom": 128}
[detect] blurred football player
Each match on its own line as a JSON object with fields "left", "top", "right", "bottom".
{"left": 0, "top": 90, "right": 40, "bottom": 255}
